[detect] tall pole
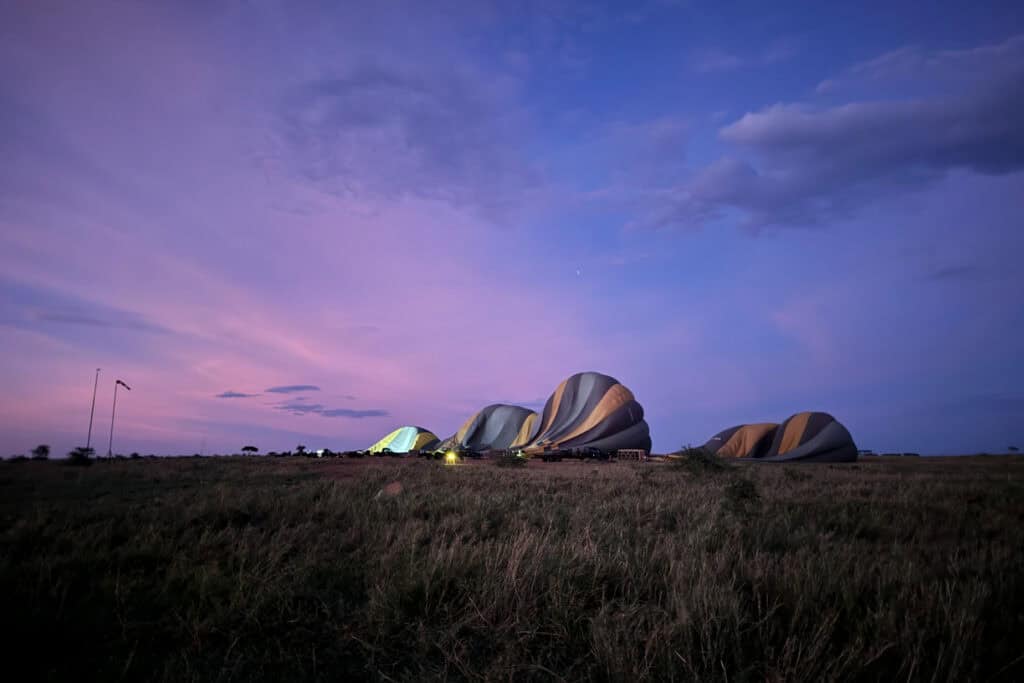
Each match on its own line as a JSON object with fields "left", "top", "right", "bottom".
{"left": 108, "top": 381, "right": 119, "bottom": 458}
{"left": 86, "top": 368, "right": 101, "bottom": 449}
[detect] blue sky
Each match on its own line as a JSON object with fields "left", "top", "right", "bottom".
{"left": 1, "top": 1, "right": 1022, "bottom": 456}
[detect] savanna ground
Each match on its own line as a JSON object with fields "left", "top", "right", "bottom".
{"left": 1, "top": 454, "right": 1022, "bottom": 682}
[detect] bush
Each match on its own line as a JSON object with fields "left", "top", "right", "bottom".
{"left": 495, "top": 454, "right": 528, "bottom": 468}
{"left": 671, "top": 446, "right": 730, "bottom": 475}
{"left": 65, "top": 447, "right": 94, "bottom": 467}
{"left": 31, "top": 445, "right": 50, "bottom": 460}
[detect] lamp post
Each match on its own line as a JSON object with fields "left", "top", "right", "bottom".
{"left": 107, "top": 379, "right": 131, "bottom": 457}
{"left": 86, "top": 368, "right": 101, "bottom": 449}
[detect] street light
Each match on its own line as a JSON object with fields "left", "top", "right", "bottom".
{"left": 107, "top": 379, "right": 131, "bottom": 457}
{"left": 86, "top": 368, "right": 101, "bottom": 449}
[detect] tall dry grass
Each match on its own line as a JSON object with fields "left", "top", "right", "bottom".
{"left": 0, "top": 455, "right": 1021, "bottom": 681}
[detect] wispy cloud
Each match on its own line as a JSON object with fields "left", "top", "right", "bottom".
{"left": 691, "top": 39, "right": 799, "bottom": 73}
{"left": 762, "top": 39, "right": 799, "bottom": 65}
{"left": 0, "top": 277, "right": 178, "bottom": 343}
{"left": 816, "top": 36, "right": 1024, "bottom": 94}
{"left": 275, "top": 61, "right": 535, "bottom": 214}
{"left": 691, "top": 49, "right": 744, "bottom": 73}
{"left": 321, "top": 407, "right": 389, "bottom": 418}
{"left": 215, "top": 391, "right": 257, "bottom": 399}
{"left": 33, "top": 311, "right": 172, "bottom": 334}
{"left": 265, "top": 385, "right": 320, "bottom": 394}
{"left": 274, "top": 400, "right": 387, "bottom": 419}
{"left": 928, "top": 265, "right": 984, "bottom": 282}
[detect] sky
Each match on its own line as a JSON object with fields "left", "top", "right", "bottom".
{"left": 1, "top": 0, "right": 1022, "bottom": 457}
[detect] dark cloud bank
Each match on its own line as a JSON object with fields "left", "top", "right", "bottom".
{"left": 644, "top": 35, "right": 1024, "bottom": 231}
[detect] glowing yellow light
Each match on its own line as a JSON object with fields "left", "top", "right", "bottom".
{"left": 445, "top": 451, "right": 458, "bottom": 464}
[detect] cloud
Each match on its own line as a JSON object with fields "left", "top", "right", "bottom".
{"left": 32, "top": 311, "right": 172, "bottom": 334}
{"left": 581, "top": 116, "right": 689, "bottom": 187}
{"left": 274, "top": 400, "right": 387, "bottom": 419}
{"left": 275, "top": 61, "right": 535, "bottom": 213}
{"left": 649, "top": 34, "right": 1024, "bottom": 230}
{"left": 275, "top": 401, "right": 323, "bottom": 415}
{"left": 215, "top": 391, "right": 257, "bottom": 399}
{"left": 265, "top": 385, "right": 320, "bottom": 394}
{"left": 0, "top": 276, "right": 178, "bottom": 342}
{"left": 691, "top": 40, "right": 799, "bottom": 73}
{"left": 691, "top": 49, "right": 744, "bottom": 73}
{"left": 927, "top": 265, "right": 985, "bottom": 282}
{"left": 817, "top": 36, "right": 1024, "bottom": 94}
{"left": 320, "top": 407, "right": 389, "bottom": 418}
{"left": 762, "top": 39, "right": 799, "bottom": 65}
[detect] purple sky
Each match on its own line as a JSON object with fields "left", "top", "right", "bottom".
{"left": 2, "top": 1, "right": 1022, "bottom": 456}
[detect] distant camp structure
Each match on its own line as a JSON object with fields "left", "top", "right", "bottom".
{"left": 703, "top": 412, "right": 857, "bottom": 463}
{"left": 367, "top": 426, "right": 439, "bottom": 454}
{"left": 367, "top": 371, "right": 652, "bottom": 457}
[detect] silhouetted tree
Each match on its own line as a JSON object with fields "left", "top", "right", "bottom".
{"left": 295, "top": 444, "right": 307, "bottom": 455}
{"left": 66, "top": 446, "right": 94, "bottom": 466}
{"left": 241, "top": 445, "right": 259, "bottom": 455}
{"left": 1010, "top": 446, "right": 1019, "bottom": 452}
{"left": 31, "top": 444, "right": 50, "bottom": 460}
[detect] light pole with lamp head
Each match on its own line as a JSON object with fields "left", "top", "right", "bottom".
{"left": 108, "top": 379, "right": 131, "bottom": 457}
{"left": 86, "top": 368, "right": 101, "bottom": 450}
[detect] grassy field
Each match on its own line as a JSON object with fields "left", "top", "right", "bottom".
{"left": 1, "top": 455, "right": 1022, "bottom": 682}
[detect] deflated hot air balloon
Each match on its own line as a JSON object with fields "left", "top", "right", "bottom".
{"left": 522, "top": 372, "right": 651, "bottom": 454}
{"left": 367, "top": 426, "right": 440, "bottom": 454}
{"left": 449, "top": 404, "right": 539, "bottom": 451}
{"left": 704, "top": 423, "right": 778, "bottom": 459}
{"left": 703, "top": 412, "right": 856, "bottom": 463}
{"left": 436, "top": 372, "right": 652, "bottom": 457}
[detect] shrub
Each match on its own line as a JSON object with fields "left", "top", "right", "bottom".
{"left": 671, "top": 446, "right": 730, "bottom": 475}
{"left": 31, "top": 445, "right": 50, "bottom": 460}
{"left": 65, "top": 447, "right": 94, "bottom": 467}
{"left": 495, "top": 454, "right": 528, "bottom": 468}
